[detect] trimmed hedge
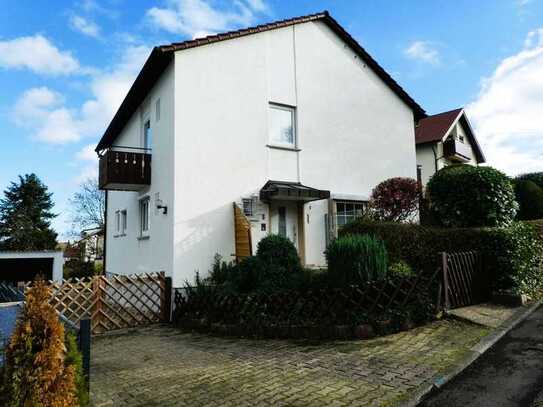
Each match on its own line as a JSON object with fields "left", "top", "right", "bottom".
{"left": 514, "top": 180, "right": 543, "bottom": 221}
{"left": 427, "top": 165, "right": 518, "bottom": 228}
{"left": 340, "top": 220, "right": 543, "bottom": 297}
{"left": 516, "top": 172, "right": 543, "bottom": 189}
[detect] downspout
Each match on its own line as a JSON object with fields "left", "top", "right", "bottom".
{"left": 103, "top": 189, "right": 108, "bottom": 275}
{"left": 431, "top": 144, "right": 439, "bottom": 174}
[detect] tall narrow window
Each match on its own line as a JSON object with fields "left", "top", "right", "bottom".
{"left": 278, "top": 206, "right": 287, "bottom": 237}
{"left": 115, "top": 210, "right": 120, "bottom": 234}
{"left": 120, "top": 210, "right": 127, "bottom": 235}
{"left": 155, "top": 98, "right": 160, "bottom": 122}
{"left": 140, "top": 197, "right": 150, "bottom": 236}
{"left": 144, "top": 120, "right": 152, "bottom": 150}
{"left": 269, "top": 104, "right": 295, "bottom": 148}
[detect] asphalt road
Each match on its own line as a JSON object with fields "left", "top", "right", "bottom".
{"left": 419, "top": 305, "right": 543, "bottom": 407}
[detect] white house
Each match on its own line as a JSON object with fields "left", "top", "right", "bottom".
{"left": 96, "top": 11, "right": 429, "bottom": 287}
{"left": 415, "top": 108, "right": 486, "bottom": 185}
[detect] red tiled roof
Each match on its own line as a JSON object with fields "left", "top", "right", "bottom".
{"left": 415, "top": 108, "right": 463, "bottom": 145}
{"left": 96, "top": 11, "right": 426, "bottom": 151}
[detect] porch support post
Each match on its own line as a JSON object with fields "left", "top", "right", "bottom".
{"left": 297, "top": 202, "right": 305, "bottom": 266}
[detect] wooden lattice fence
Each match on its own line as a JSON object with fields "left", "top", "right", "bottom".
{"left": 442, "top": 251, "right": 489, "bottom": 309}
{"left": 25, "top": 272, "right": 171, "bottom": 335}
{"left": 173, "top": 268, "right": 442, "bottom": 332}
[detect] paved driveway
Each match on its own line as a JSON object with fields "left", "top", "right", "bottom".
{"left": 90, "top": 321, "right": 488, "bottom": 406}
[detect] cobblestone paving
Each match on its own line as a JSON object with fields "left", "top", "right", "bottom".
{"left": 90, "top": 320, "right": 489, "bottom": 406}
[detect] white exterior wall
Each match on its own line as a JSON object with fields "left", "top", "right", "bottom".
{"left": 105, "top": 63, "right": 175, "bottom": 278}
{"left": 171, "top": 21, "right": 417, "bottom": 285}
{"left": 416, "top": 120, "right": 478, "bottom": 186}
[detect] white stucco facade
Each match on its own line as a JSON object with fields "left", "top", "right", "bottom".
{"left": 104, "top": 20, "right": 419, "bottom": 287}
{"left": 416, "top": 119, "right": 480, "bottom": 186}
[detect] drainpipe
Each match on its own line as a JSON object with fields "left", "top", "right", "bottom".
{"left": 432, "top": 145, "right": 439, "bottom": 174}
{"left": 103, "top": 189, "right": 108, "bottom": 275}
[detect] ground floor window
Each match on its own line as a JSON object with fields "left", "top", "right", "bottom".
{"left": 335, "top": 200, "right": 368, "bottom": 228}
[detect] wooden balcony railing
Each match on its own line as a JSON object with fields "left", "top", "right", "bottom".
{"left": 443, "top": 138, "right": 472, "bottom": 162}
{"left": 98, "top": 148, "right": 151, "bottom": 191}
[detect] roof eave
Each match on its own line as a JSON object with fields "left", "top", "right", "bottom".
{"left": 95, "top": 47, "right": 173, "bottom": 152}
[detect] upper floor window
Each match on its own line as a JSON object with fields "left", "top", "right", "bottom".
{"left": 155, "top": 98, "right": 161, "bottom": 122}
{"left": 269, "top": 104, "right": 296, "bottom": 148}
{"left": 144, "top": 119, "right": 152, "bottom": 150}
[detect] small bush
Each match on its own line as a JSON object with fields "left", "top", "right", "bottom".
{"left": 65, "top": 332, "right": 89, "bottom": 407}
{"left": 64, "top": 259, "right": 96, "bottom": 279}
{"left": 427, "top": 165, "right": 518, "bottom": 227}
{"left": 389, "top": 261, "right": 416, "bottom": 278}
{"left": 516, "top": 172, "right": 543, "bottom": 189}
{"left": 369, "top": 177, "right": 421, "bottom": 222}
{"left": 2, "top": 279, "right": 77, "bottom": 406}
{"left": 326, "top": 234, "right": 388, "bottom": 286}
{"left": 514, "top": 180, "right": 543, "bottom": 221}
{"left": 256, "top": 234, "right": 302, "bottom": 274}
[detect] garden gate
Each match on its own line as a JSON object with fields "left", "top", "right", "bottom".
{"left": 442, "top": 251, "right": 490, "bottom": 309}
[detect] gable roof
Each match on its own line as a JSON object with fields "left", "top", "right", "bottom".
{"left": 415, "top": 108, "right": 486, "bottom": 163}
{"left": 95, "top": 11, "right": 426, "bottom": 152}
{"left": 415, "top": 108, "right": 463, "bottom": 145}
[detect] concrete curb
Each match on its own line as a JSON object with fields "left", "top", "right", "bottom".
{"left": 401, "top": 300, "right": 542, "bottom": 407}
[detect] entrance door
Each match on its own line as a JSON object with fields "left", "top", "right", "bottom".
{"left": 270, "top": 202, "right": 299, "bottom": 250}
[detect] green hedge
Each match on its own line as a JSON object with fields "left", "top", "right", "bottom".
{"left": 340, "top": 220, "right": 543, "bottom": 297}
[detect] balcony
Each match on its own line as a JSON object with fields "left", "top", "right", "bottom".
{"left": 443, "top": 138, "right": 472, "bottom": 162}
{"left": 98, "top": 148, "right": 151, "bottom": 191}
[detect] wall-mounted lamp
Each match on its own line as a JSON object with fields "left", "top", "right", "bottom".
{"left": 155, "top": 193, "right": 168, "bottom": 215}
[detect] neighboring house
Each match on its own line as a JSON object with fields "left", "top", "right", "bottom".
{"left": 95, "top": 11, "right": 429, "bottom": 286}
{"left": 415, "top": 108, "right": 486, "bottom": 185}
{"left": 79, "top": 228, "right": 104, "bottom": 262}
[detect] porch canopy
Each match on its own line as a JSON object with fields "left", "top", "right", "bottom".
{"left": 259, "top": 180, "right": 330, "bottom": 203}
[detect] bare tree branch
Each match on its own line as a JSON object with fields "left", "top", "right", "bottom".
{"left": 68, "top": 177, "right": 105, "bottom": 236}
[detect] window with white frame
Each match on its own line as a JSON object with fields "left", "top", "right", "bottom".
{"left": 143, "top": 119, "right": 152, "bottom": 150}
{"left": 242, "top": 198, "right": 254, "bottom": 217}
{"left": 269, "top": 104, "right": 296, "bottom": 148}
{"left": 139, "top": 197, "right": 150, "bottom": 236}
{"left": 120, "top": 210, "right": 127, "bottom": 235}
{"left": 115, "top": 209, "right": 127, "bottom": 236}
{"left": 335, "top": 201, "right": 368, "bottom": 228}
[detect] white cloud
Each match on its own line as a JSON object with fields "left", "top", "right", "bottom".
{"left": 0, "top": 34, "right": 80, "bottom": 75}
{"left": 69, "top": 15, "right": 101, "bottom": 38}
{"left": 13, "top": 45, "right": 151, "bottom": 144}
{"left": 76, "top": 144, "right": 98, "bottom": 161}
{"left": 404, "top": 41, "right": 440, "bottom": 65}
{"left": 467, "top": 27, "right": 543, "bottom": 175}
{"left": 146, "top": 0, "right": 268, "bottom": 38}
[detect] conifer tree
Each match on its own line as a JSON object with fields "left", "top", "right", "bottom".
{"left": 0, "top": 174, "right": 57, "bottom": 250}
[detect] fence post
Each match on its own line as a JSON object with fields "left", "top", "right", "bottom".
{"left": 79, "top": 318, "right": 91, "bottom": 388}
{"left": 92, "top": 276, "right": 104, "bottom": 333}
{"left": 442, "top": 252, "right": 450, "bottom": 310}
{"left": 162, "top": 276, "right": 172, "bottom": 322}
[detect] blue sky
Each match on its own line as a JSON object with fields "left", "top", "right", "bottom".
{"left": 1, "top": 0, "right": 542, "bottom": 238}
